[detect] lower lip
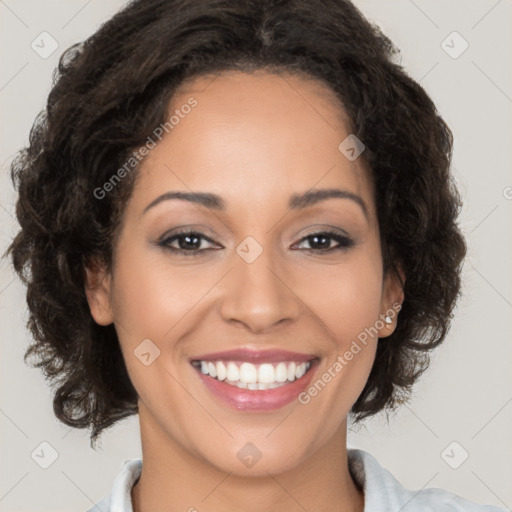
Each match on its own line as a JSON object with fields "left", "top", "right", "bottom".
{"left": 193, "top": 360, "right": 318, "bottom": 411}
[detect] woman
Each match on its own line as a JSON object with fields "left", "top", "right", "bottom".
{"left": 6, "top": 0, "right": 506, "bottom": 510}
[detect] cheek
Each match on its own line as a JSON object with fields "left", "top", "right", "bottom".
{"left": 297, "top": 251, "right": 383, "bottom": 341}
{"left": 110, "top": 242, "right": 204, "bottom": 342}
{"left": 295, "top": 252, "right": 382, "bottom": 404}
{"left": 108, "top": 247, "right": 199, "bottom": 406}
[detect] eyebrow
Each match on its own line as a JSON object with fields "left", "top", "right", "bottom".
{"left": 142, "top": 188, "right": 369, "bottom": 220}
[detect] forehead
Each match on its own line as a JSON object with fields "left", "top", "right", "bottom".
{"left": 133, "top": 70, "right": 375, "bottom": 222}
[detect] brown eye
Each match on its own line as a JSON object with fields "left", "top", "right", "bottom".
{"left": 293, "top": 231, "right": 354, "bottom": 252}
{"left": 159, "top": 230, "right": 219, "bottom": 255}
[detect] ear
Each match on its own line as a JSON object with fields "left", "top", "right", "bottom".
{"left": 378, "top": 265, "right": 405, "bottom": 338}
{"left": 84, "top": 258, "right": 114, "bottom": 326}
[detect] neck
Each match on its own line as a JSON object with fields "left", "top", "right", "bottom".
{"left": 131, "top": 402, "right": 364, "bottom": 512}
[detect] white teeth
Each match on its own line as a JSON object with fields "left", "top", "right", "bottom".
{"left": 194, "top": 359, "right": 313, "bottom": 388}
{"left": 275, "top": 362, "right": 288, "bottom": 382}
{"left": 207, "top": 362, "right": 217, "bottom": 378}
{"left": 239, "top": 362, "right": 258, "bottom": 383}
{"left": 258, "top": 363, "right": 275, "bottom": 383}
{"left": 216, "top": 361, "right": 227, "bottom": 381}
{"left": 287, "top": 362, "right": 296, "bottom": 381}
{"left": 226, "top": 362, "right": 239, "bottom": 381}
{"left": 295, "top": 362, "right": 306, "bottom": 379}
{"left": 223, "top": 380, "right": 286, "bottom": 390}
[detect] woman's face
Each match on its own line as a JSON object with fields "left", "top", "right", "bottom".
{"left": 86, "top": 70, "right": 403, "bottom": 476}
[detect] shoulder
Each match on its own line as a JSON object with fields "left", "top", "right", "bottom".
{"left": 85, "top": 458, "right": 142, "bottom": 512}
{"left": 347, "top": 448, "right": 506, "bottom": 512}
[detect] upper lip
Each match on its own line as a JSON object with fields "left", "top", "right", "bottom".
{"left": 190, "top": 348, "right": 317, "bottom": 364}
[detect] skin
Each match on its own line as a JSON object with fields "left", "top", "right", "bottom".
{"left": 85, "top": 69, "right": 404, "bottom": 512}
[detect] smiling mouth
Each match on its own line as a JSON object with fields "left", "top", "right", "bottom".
{"left": 191, "top": 359, "right": 316, "bottom": 390}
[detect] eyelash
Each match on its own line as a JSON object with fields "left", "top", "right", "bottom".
{"left": 158, "top": 229, "right": 355, "bottom": 256}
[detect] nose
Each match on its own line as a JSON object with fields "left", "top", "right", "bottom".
{"left": 218, "top": 243, "right": 301, "bottom": 334}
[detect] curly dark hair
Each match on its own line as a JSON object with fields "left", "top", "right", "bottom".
{"left": 6, "top": 0, "right": 466, "bottom": 448}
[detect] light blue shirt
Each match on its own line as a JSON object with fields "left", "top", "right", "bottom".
{"left": 86, "top": 448, "right": 507, "bottom": 511}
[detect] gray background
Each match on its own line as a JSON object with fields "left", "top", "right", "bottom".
{"left": 1, "top": 0, "right": 511, "bottom": 510}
